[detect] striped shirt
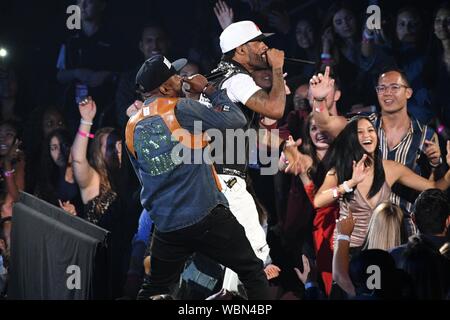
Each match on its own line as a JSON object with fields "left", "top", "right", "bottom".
{"left": 374, "top": 114, "right": 438, "bottom": 235}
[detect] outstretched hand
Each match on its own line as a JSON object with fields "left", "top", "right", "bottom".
{"left": 264, "top": 264, "right": 281, "bottom": 280}
{"left": 294, "top": 254, "right": 317, "bottom": 285}
{"left": 283, "top": 136, "right": 313, "bottom": 176}
{"left": 214, "top": 1, "right": 234, "bottom": 30}
{"left": 59, "top": 200, "right": 77, "bottom": 216}
{"left": 350, "top": 154, "right": 370, "bottom": 186}
{"left": 336, "top": 209, "right": 356, "bottom": 236}
{"left": 423, "top": 139, "right": 441, "bottom": 166}
{"left": 309, "top": 66, "right": 334, "bottom": 101}
{"left": 78, "top": 96, "right": 96, "bottom": 122}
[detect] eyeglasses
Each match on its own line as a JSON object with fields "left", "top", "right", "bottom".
{"left": 375, "top": 84, "right": 409, "bottom": 94}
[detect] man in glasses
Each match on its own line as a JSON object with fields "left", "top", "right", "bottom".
{"left": 310, "top": 66, "right": 445, "bottom": 236}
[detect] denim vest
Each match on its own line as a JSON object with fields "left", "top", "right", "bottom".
{"left": 128, "top": 98, "right": 229, "bottom": 232}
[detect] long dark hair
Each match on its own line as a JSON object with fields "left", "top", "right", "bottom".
{"left": 291, "top": 14, "right": 320, "bottom": 57}
{"left": 34, "top": 128, "right": 72, "bottom": 204}
{"left": 301, "top": 113, "right": 328, "bottom": 188}
{"left": 321, "top": 2, "right": 361, "bottom": 61}
{"left": 322, "top": 2, "right": 361, "bottom": 40}
{"left": 321, "top": 116, "right": 385, "bottom": 200}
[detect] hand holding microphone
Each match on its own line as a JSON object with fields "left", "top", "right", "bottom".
{"left": 266, "top": 48, "right": 285, "bottom": 69}
{"left": 182, "top": 74, "right": 208, "bottom": 94}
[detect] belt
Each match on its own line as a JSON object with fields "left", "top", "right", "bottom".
{"left": 218, "top": 168, "right": 246, "bottom": 179}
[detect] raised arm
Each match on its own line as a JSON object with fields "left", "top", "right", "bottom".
{"left": 245, "top": 48, "right": 286, "bottom": 119}
{"left": 283, "top": 136, "right": 313, "bottom": 185}
{"left": 71, "top": 98, "right": 98, "bottom": 191}
{"left": 314, "top": 154, "right": 369, "bottom": 208}
{"left": 312, "top": 101, "right": 347, "bottom": 139}
{"left": 57, "top": 67, "right": 112, "bottom": 88}
{"left": 333, "top": 211, "right": 356, "bottom": 297}
{"left": 387, "top": 143, "right": 450, "bottom": 191}
{"left": 309, "top": 66, "right": 347, "bottom": 138}
{"left": 314, "top": 171, "right": 339, "bottom": 208}
{"left": 213, "top": 1, "right": 234, "bottom": 30}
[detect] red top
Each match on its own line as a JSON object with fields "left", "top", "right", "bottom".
{"left": 304, "top": 181, "right": 339, "bottom": 248}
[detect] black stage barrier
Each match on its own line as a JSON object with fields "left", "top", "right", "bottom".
{"left": 8, "top": 192, "right": 110, "bottom": 300}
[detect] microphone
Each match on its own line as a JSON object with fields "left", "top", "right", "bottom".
{"left": 204, "top": 57, "right": 316, "bottom": 81}
{"left": 284, "top": 57, "right": 316, "bottom": 65}
{"left": 205, "top": 70, "right": 227, "bottom": 81}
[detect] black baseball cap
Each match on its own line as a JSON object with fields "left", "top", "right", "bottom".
{"left": 136, "top": 55, "right": 187, "bottom": 93}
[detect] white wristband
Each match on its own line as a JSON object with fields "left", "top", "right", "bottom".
{"left": 81, "top": 119, "right": 93, "bottom": 126}
{"left": 342, "top": 181, "right": 353, "bottom": 193}
{"left": 332, "top": 187, "right": 339, "bottom": 199}
{"left": 337, "top": 234, "right": 350, "bottom": 242}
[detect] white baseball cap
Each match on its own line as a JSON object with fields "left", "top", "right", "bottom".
{"left": 219, "top": 21, "right": 274, "bottom": 54}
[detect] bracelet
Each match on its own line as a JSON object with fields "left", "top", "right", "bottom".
{"left": 3, "top": 169, "right": 15, "bottom": 177}
{"left": 332, "top": 187, "right": 339, "bottom": 199}
{"left": 342, "top": 181, "right": 353, "bottom": 193}
{"left": 314, "top": 104, "right": 325, "bottom": 113}
{"left": 337, "top": 234, "right": 350, "bottom": 242}
{"left": 80, "top": 119, "right": 93, "bottom": 126}
{"left": 313, "top": 99, "right": 325, "bottom": 113}
{"left": 78, "top": 130, "right": 95, "bottom": 139}
{"left": 429, "top": 157, "right": 443, "bottom": 168}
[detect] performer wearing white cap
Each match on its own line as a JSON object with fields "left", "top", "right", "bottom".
{"left": 200, "top": 20, "right": 286, "bottom": 294}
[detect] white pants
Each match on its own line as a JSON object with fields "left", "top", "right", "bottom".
{"left": 218, "top": 174, "right": 270, "bottom": 292}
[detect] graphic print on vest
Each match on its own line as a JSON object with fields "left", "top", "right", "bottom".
{"left": 135, "top": 117, "right": 180, "bottom": 176}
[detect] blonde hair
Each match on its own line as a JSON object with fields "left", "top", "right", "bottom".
{"left": 365, "top": 202, "right": 403, "bottom": 251}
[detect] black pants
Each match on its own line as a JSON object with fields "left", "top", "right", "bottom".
{"left": 138, "top": 205, "right": 270, "bottom": 300}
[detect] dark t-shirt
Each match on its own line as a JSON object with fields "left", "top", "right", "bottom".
{"left": 56, "top": 27, "right": 119, "bottom": 131}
